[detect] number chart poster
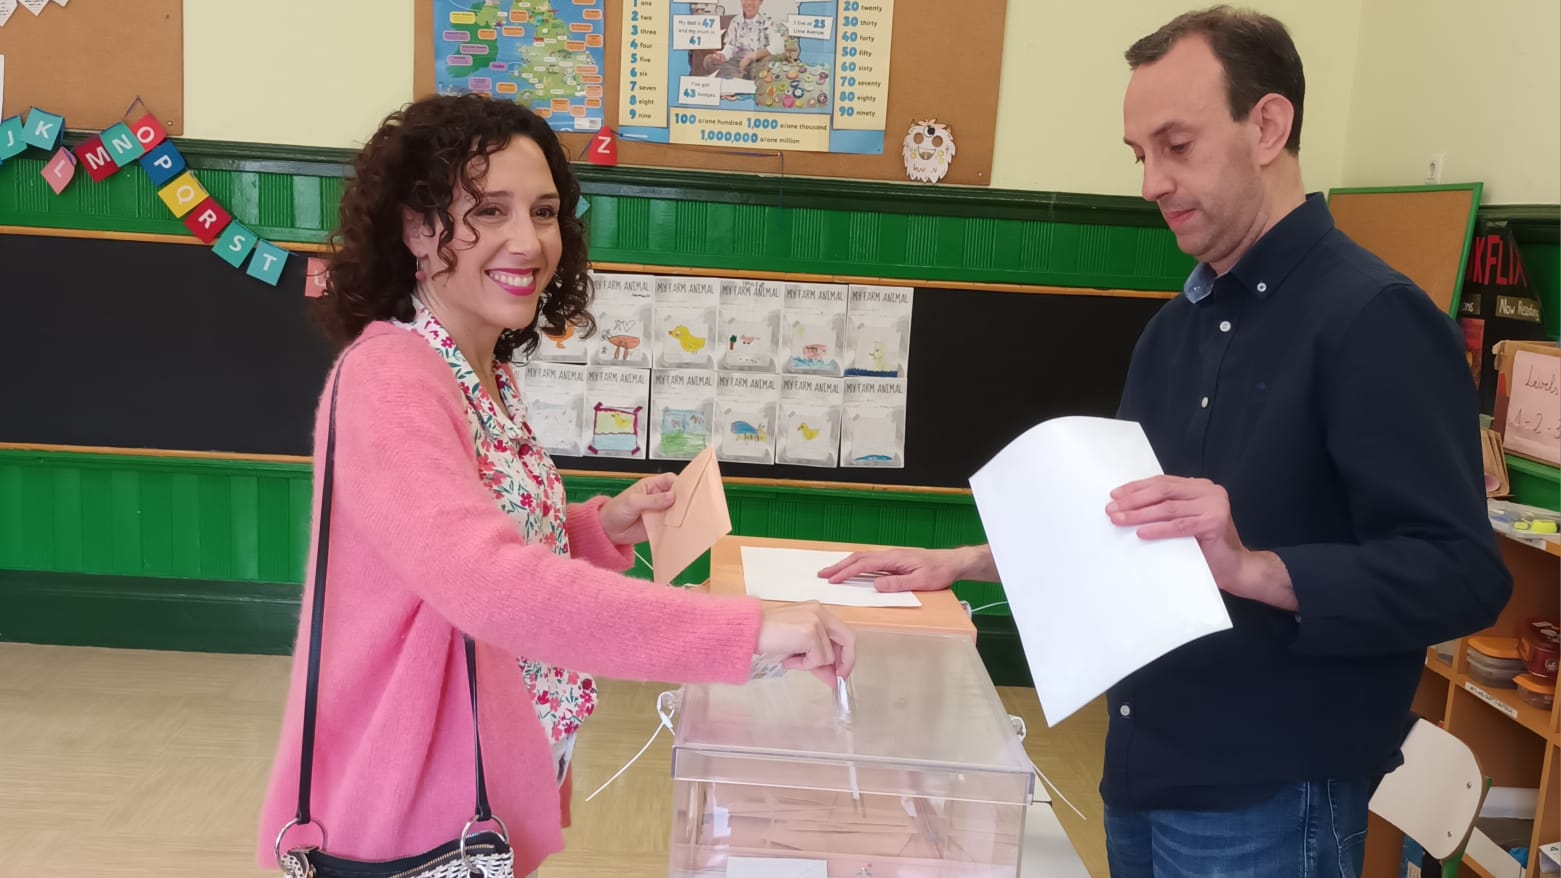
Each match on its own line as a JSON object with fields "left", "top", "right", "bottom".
{"left": 618, "top": 0, "right": 894, "bottom": 155}
{"left": 434, "top": 0, "right": 607, "bottom": 133}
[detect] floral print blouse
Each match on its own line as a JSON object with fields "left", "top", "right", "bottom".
{"left": 395, "top": 298, "right": 596, "bottom": 743}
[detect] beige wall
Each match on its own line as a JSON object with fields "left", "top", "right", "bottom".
{"left": 182, "top": 0, "right": 414, "bottom": 148}
{"left": 990, "top": 0, "right": 1364, "bottom": 198}
{"left": 179, "top": 1, "right": 1557, "bottom": 204}
{"left": 1342, "top": 0, "right": 1561, "bottom": 204}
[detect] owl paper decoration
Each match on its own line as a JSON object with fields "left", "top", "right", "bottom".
{"left": 902, "top": 119, "right": 956, "bottom": 184}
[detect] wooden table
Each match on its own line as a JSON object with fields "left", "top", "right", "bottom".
{"left": 706, "top": 535, "right": 977, "bottom": 640}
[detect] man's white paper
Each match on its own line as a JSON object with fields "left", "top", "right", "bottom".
{"left": 740, "top": 546, "right": 921, "bottom": 608}
{"left": 969, "top": 416, "right": 1232, "bottom": 726}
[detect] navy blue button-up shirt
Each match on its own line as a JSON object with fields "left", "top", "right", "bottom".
{"left": 1105, "top": 193, "right": 1512, "bottom": 811}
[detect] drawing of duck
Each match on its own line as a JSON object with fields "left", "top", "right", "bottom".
{"left": 797, "top": 422, "right": 820, "bottom": 441}
{"left": 668, "top": 325, "right": 707, "bottom": 353}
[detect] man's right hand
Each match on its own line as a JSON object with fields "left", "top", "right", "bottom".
{"left": 818, "top": 546, "right": 994, "bottom": 593}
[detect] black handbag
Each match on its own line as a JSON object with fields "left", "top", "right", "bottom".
{"left": 275, "top": 349, "right": 515, "bottom": 878}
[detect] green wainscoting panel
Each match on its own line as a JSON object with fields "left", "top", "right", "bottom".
{"left": 0, "top": 136, "right": 1194, "bottom": 292}
{"left": 0, "top": 570, "right": 304, "bottom": 656}
{"left": 0, "top": 449, "right": 1006, "bottom": 656}
{"left": 0, "top": 450, "right": 312, "bottom": 584}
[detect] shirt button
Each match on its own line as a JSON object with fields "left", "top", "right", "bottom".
{"left": 1200, "top": 396, "right": 1210, "bottom": 408}
{"left": 1256, "top": 282, "right": 1268, "bottom": 293}
{"left": 1119, "top": 704, "right": 1132, "bottom": 717}
{"left": 1219, "top": 320, "right": 1232, "bottom": 332}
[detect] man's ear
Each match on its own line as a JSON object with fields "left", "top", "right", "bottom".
{"left": 1251, "top": 93, "right": 1295, "bottom": 165}
{"left": 401, "top": 206, "right": 434, "bottom": 260}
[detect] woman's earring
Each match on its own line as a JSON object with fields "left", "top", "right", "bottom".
{"left": 413, "top": 258, "right": 427, "bottom": 282}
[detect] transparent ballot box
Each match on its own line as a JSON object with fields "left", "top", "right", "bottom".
{"left": 669, "top": 630, "right": 1036, "bottom": 877}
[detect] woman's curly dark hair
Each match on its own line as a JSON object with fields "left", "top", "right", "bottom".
{"left": 314, "top": 93, "right": 594, "bottom": 362}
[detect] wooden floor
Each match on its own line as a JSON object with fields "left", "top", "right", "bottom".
{"left": 0, "top": 642, "right": 1108, "bottom": 876}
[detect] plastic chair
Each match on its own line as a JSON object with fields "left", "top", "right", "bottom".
{"left": 1368, "top": 718, "right": 1491, "bottom": 878}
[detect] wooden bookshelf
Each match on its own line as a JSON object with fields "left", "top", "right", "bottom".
{"left": 1369, "top": 532, "right": 1560, "bottom": 878}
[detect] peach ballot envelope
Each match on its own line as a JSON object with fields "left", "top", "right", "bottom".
{"left": 643, "top": 447, "right": 732, "bottom": 585}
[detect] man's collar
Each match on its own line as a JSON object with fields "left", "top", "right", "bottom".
{"left": 1182, "top": 192, "right": 1334, "bottom": 302}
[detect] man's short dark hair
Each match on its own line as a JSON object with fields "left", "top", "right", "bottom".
{"left": 1126, "top": 5, "right": 1306, "bottom": 154}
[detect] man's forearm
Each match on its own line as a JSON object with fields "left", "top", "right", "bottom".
{"left": 955, "top": 545, "right": 1000, "bottom": 583}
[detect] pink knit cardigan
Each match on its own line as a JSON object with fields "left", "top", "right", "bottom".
{"left": 257, "top": 323, "right": 762, "bottom": 873}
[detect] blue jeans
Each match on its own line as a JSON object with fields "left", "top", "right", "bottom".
{"left": 1104, "top": 779, "right": 1371, "bottom": 878}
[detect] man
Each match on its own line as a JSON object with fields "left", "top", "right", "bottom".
{"left": 702, "top": 0, "right": 786, "bottom": 81}
{"left": 821, "top": 7, "right": 1511, "bottom": 876}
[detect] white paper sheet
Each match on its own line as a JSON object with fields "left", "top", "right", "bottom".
{"left": 969, "top": 416, "right": 1232, "bottom": 726}
{"left": 726, "top": 857, "right": 828, "bottom": 878}
{"left": 741, "top": 546, "right": 921, "bottom": 608}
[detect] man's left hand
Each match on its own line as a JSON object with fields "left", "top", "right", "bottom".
{"left": 1106, "top": 475, "right": 1297, "bottom": 611}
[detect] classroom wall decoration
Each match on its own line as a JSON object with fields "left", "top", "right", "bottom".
{"left": 653, "top": 275, "right": 721, "bottom": 370}
{"left": 1, "top": 102, "right": 294, "bottom": 287}
{"left": 0, "top": 0, "right": 68, "bottom": 29}
{"left": 588, "top": 272, "right": 655, "bottom": 366}
{"left": 519, "top": 362, "right": 589, "bottom": 456}
{"left": 0, "top": 0, "right": 184, "bottom": 133}
{"left": 902, "top": 117, "right": 954, "bottom": 183}
{"left": 718, "top": 279, "right": 785, "bottom": 372}
{"left": 781, "top": 282, "right": 847, "bottom": 376}
{"left": 841, "top": 376, "right": 907, "bottom": 467}
{"left": 520, "top": 270, "right": 915, "bottom": 468}
{"left": 843, "top": 284, "right": 912, "bottom": 377}
{"left": 617, "top": 0, "right": 895, "bottom": 155}
{"left": 584, "top": 365, "right": 651, "bottom": 457}
{"left": 777, "top": 374, "right": 844, "bottom": 467}
{"left": 433, "top": 0, "right": 607, "bottom": 134}
{"left": 415, "top": 0, "right": 1005, "bottom": 183}
{"left": 650, "top": 369, "right": 718, "bottom": 460}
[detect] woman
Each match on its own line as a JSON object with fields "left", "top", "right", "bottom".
{"left": 257, "top": 94, "right": 853, "bottom": 875}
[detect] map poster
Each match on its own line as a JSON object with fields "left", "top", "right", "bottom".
{"left": 618, "top": 0, "right": 894, "bottom": 155}
{"left": 435, "top": 0, "right": 606, "bottom": 133}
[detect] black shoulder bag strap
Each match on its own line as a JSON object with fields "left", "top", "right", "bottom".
{"left": 294, "top": 349, "right": 493, "bottom": 830}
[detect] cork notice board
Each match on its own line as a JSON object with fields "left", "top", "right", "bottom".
{"left": 1328, "top": 184, "right": 1483, "bottom": 317}
{"left": 414, "top": 0, "right": 1004, "bottom": 184}
{"left": 0, "top": 0, "right": 184, "bottom": 134}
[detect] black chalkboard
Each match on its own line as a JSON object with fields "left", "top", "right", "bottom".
{"left": 2, "top": 233, "right": 1167, "bottom": 487}
{"left": 2, "top": 234, "right": 335, "bottom": 455}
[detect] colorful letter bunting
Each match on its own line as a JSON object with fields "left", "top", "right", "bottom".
{"left": 7, "top": 105, "right": 302, "bottom": 287}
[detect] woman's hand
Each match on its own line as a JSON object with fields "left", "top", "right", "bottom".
{"left": 598, "top": 473, "right": 676, "bottom": 546}
{"left": 756, "top": 602, "right": 856, "bottom": 685}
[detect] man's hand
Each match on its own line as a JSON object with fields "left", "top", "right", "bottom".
{"left": 738, "top": 51, "right": 758, "bottom": 72}
{"left": 817, "top": 546, "right": 993, "bottom": 593}
{"left": 1106, "top": 475, "right": 1296, "bottom": 611}
{"left": 598, "top": 473, "right": 676, "bottom": 547}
